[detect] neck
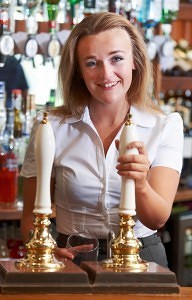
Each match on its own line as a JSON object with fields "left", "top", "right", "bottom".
{"left": 89, "top": 102, "right": 130, "bottom": 127}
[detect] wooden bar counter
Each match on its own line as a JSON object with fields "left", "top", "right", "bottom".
{"left": 0, "top": 288, "right": 191, "bottom": 300}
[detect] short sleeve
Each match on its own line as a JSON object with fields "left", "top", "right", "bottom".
{"left": 20, "top": 120, "right": 39, "bottom": 178}
{"left": 151, "top": 112, "right": 184, "bottom": 173}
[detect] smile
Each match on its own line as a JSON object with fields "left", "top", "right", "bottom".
{"left": 100, "top": 81, "right": 119, "bottom": 88}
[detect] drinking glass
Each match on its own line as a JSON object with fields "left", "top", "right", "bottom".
{"left": 66, "top": 233, "right": 99, "bottom": 265}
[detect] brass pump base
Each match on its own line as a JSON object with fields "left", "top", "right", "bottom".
{"left": 15, "top": 214, "right": 65, "bottom": 272}
{"left": 103, "top": 214, "right": 148, "bottom": 271}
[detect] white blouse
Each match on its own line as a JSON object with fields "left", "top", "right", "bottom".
{"left": 21, "top": 106, "right": 184, "bottom": 239}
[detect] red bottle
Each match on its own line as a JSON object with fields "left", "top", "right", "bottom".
{"left": 0, "top": 139, "right": 18, "bottom": 208}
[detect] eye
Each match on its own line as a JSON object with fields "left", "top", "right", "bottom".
{"left": 111, "top": 55, "right": 124, "bottom": 62}
{"left": 85, "top": 60, "right": 97, "bottom": 68}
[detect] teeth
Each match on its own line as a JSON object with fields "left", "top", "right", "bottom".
{"left": 102, "top": 82, "right": 118, "bottom": 88}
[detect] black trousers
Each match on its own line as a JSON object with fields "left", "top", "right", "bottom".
{"left": 56, "top": 233, "right": 168, "bottom": 268}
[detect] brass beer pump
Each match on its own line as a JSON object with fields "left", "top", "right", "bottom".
{"left": 104, "top": 114, "right": 148, "bottom": 270}
{"left": 16, "top": 112, "right": 65, "bottom": 271}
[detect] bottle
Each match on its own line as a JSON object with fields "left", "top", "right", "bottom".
{"left": 161, "top": 0, "right": 179, "bottom": 24}
{"left": 0, "top": 81, "right": 6, "bottom": 142}
{"left": 0, "top": 222, "right": 9, "bottom": 258}
{"left": 84, "top": 0, "right": 99, "bottom": 16}
{"left": 184, "top": 228, "right": 192, "bottom": 268}
{"left": 23, "top": 94, "right": 36, "bottom": 137}
{"left": 64, "top": 0, "right": 84, "bottom": 28}
{"left": 24, "top": 0, "right": 39, "bottom": 59}
{"left": 0, "top": 3, "right": 14, "bottom": 59}
{"left": 19, "top": 94, "right": 36, "bottom": 166}
{"left": 135, "top": 0, "right": 151, "bottom": 26}
{"left": 46, "top": 0, "right": 61, "bottom": 58}
{"left": 0, "top": 136, "right": 18, "bottom": 208}
{"left": 46, "top": 88, "right": 56, "bottom": 108}
{"left": 108, "top": 0, "right": 122, "bottom": 14}
{"left": 12, "top": 89, "right": 24, "bottom": 139}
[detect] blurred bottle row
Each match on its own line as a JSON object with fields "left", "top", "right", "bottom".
{"left": 0, "top": 78, "right": 56, "bottom": 209}
{"left": 159, "top": 88, "right": 192, "bottom": 132}
{"left": 0, "top": 80, "right": 38, "bottom": 208}
{"left": 0, "top": 0, "right": 183, "bottom": 77}
{"left": 0, "top": 219, "right": 57, "bottom": 259}
{"left": 0, "top": 0, "right": 181, "bottom": 32}
{"left": 0, "top": 221, "right": 25, "bottom": 259}
{"left": 159, "top": 88, "right": 192, "bottom": 187}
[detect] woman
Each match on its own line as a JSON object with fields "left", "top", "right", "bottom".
{"left": 20, "top": 12, "right": 183, "bottom": 267}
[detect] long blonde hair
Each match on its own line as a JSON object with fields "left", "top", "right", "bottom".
{"left": 57, "top": 12, "right": 160, "bottom": 117}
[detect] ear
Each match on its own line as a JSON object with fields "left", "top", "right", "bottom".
{"left": 132, "top": 62, "right": 136, "bottom": 70}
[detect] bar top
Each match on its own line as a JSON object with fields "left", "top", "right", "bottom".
{"left": 0, "top": 288, "right": 191, "bottom": 300}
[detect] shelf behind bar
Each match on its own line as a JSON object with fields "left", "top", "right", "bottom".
{"left": 0, "top": 202, "right": 56, "bottom": 221}
{"left": 161, "top": 76, "right": 192, "bottom": 93}
{"left": 0, "top": 204, "right": 23, "bottom": 221}
{"left": 0, "top": 189, "right": 191, "bottom": 221}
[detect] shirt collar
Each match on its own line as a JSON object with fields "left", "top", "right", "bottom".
{"left": 63, "top": 106, "right": 157, "bottom": 128}
{"left": 131, "top": 106, "right": 157, "bottom": 128}
{"left": 62, "top": 107, "right": 92, "bottom": 125}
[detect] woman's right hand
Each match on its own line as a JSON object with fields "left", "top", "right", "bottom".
{"left": 55, "top": 244, "right": 94, "bottom": 261}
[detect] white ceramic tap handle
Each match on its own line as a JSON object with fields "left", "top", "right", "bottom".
{"left": 33, "top": 112, "right": 55, "bottom": 215}
{"left": 119, "top": 114, "right": 138, "bottom": 216}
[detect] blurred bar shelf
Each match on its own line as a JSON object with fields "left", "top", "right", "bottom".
{"left": 175, "top": 187, "right": 192, "bottom": 203}
{"left": 0, "top": 202, "right": 23, "bottom": 221}
{"left": 0, "top": 188, "right": 191, "bottom": 221}
{"left": 161, "top": 76, "right": 192, "bottom": 93}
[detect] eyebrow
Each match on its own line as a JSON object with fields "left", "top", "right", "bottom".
{"left": 83, "top": 50, "right": 126, "bottom": 60}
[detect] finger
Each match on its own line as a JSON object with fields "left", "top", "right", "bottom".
{"left": 127, "top": 141, "right": 147, "bottom": 155}
{"left": 73, "top": 244, "right": 94, "bottom": 252}
{"left": 55, "top": 248, "right": 74, "bottom": 260}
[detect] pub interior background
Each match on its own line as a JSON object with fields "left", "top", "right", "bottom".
{"left": 0, "top": 0, "right": 192, "bottom": 287}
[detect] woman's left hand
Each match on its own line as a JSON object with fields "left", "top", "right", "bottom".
{"left": 116, "top": 140, "right": 150, "bottom": 191}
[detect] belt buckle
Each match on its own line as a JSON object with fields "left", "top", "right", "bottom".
{"left": 138, "top": 238, "right": 144, "bottom": 249}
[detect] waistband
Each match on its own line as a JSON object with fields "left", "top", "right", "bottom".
{"left": 56, "top": 233, "right": 161, "bottom": 250}
{"left": 138, "top": 234, "right": 161, "bottom": 248}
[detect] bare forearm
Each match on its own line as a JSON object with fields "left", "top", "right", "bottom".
{"left": 20, "top": 177, "right": 36, "bottom": 242}
{"left": 135, "top": 167, "right": 180, "bottom": 230}
{"left": 20, "top": 214, "right": 35, "bottom": 242}
{"left": 136, "top": 182, "right": 172, "bottom": 229}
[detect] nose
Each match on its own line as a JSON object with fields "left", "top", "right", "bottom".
{"left": 98, "top": 62, "right": 113, "bottom": 79}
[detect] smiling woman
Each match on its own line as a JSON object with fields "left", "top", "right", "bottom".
{"left": 20, "top": 12, "right": 183, "bottom": 268}
{"left": 76, "top": 28, "right": 134, "bottom": 111}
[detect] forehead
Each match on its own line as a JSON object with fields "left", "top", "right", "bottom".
{"left": 77, "top": 28, "right": 132, "bottom": 54}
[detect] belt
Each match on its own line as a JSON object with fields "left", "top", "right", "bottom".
{"left": 57, "top": 233, "right": 161, "bottom": 251}
{"left": 138, "top": 234, "right": 161, "bottom": 248}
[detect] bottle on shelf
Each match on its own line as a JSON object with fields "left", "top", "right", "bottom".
{"left": 161, "top": 0, "right": 180, "bottom": 24}
{"left": 45, "top": 0, "right": 62, "bottom": 59}
{"left": 83, "top": 0, "right": 98, "bottom": 17}
{"left": 7, "top": 220, "right": 26, "bottom": 259}
{"left": 0, "top": 1, "right": 14, "bottom": 62}
{"left": 0, "top": 135, "right": 18, "bottom": 208}
{"left": 12, "top": 89, "right": 24, "bottom": 139}
{"left": 0, "top": 222, "right": 9, "bottom": 258}
{"left": 0, "top": 81, "right": 7, "bottom": 143}
{"left": 108, "top": 0, "right": 122, "bottom": 14}
{"left": 184, "top": 228, "right": 192, "bottom": 268}
{"left": 46, "top": 88, "right": 56, "bottom": 110}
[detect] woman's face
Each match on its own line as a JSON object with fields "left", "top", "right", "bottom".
{"left": 77, "top": 28, "right": 135, "bottom": 107}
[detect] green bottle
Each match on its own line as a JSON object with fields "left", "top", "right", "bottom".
{"left": 46, "top": 0, "right": 60, "bottom": 33}
{"left": 161, "top": 0, "right": 179, "bottom": 24}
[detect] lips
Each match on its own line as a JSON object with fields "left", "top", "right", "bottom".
{"left": 99, "top": 81, "right": 119, "bottom": 88}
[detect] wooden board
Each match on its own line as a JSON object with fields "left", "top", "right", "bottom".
{"left": 80, "top": 261, "right": 180, "bottom": 295}
{"left": 0, "top": 260, "right": 91, "bottom": 294}
{"left": 0, "top": 260, "right": 180, "bottom": 295}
